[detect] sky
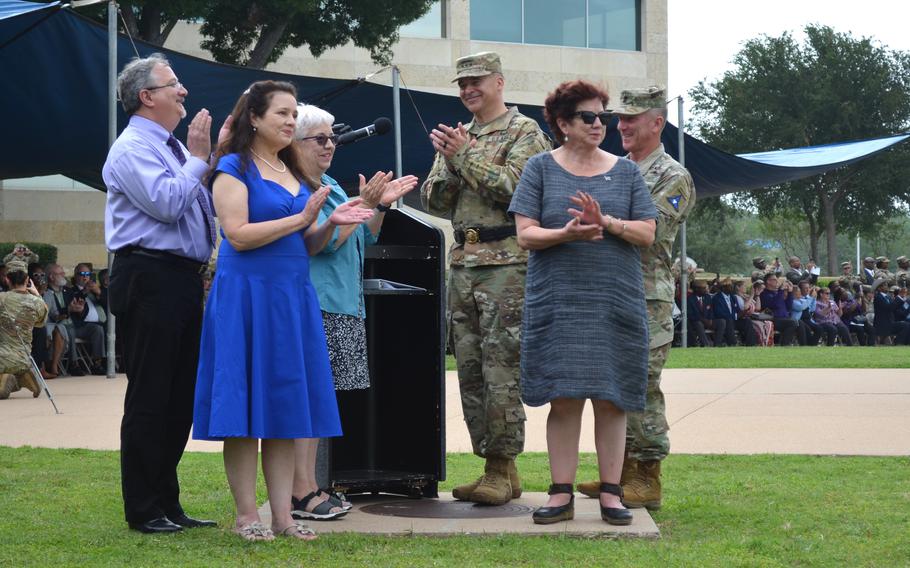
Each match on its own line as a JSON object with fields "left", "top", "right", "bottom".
{"left": 666, "top": 0, "right": 910, "bottom": 125}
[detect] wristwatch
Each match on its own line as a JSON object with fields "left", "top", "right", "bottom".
{"left": 376, "top": 203, "right": 392, "bottom": 212}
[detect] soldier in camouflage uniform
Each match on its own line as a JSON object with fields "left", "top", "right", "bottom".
{"left": 838, "top": 261, "right": 862, "bottom": 296}
{"left": 894, "top": 256, "right": 910, "bottom": 289}
{"left": 419, "top": 52, "right": 551, "bottom": 505}
{"left": 750, "top": 257, "right": 781, "bottom": 283}
{"left": 874, "top": 256, "right": 895, "bottom": 286}
{"left": 576, "top": 87, "right": 695, "bottom": 511}
{"left": 0, "top": 257, "right": 47, "bottom": 399}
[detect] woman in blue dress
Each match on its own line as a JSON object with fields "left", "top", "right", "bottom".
{"left": 192, "top": 81, "right": 373, "bottom": 541}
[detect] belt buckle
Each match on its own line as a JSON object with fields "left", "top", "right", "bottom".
{"left": 465, "top": 228, "right": 480, "bottom": 245}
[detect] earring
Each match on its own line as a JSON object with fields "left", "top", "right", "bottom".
{"left": 252, "top": 126, "right": 257, "bottom": 132}
{"left": 564, "top": 133, "right": 569, "bottom": 142}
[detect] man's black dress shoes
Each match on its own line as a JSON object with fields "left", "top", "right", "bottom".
{"left": 129, "top": 517, "right": 183, "bottom": 534}
{"left": 169, "top": 513, "right": 217, "bottom": 528}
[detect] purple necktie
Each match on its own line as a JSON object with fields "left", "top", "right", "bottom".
{"left": 166, "top": 135, "right": 216, "bottom": 247}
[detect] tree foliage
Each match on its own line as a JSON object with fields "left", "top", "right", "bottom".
{"left": 689, "top": 25, "right": 910, "bottom": 273}
{"left": 73, "top": 0, "right": 434, "bottom": 68}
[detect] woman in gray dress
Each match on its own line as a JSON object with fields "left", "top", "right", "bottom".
{"left": 509, "top": 80, "right": 656, "bottom": 526}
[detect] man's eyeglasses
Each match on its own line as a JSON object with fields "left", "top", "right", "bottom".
{"left": 145, "top": 80, "right": 183, "bottom": 92}
{"left": 572, "top": 110, "right": 612, "bottom": 125}
{"left": 298, "top": 133, "right": 339, "bottom": 148}
{"left": 78, "top": 271, "right": 93, "bottom": 277}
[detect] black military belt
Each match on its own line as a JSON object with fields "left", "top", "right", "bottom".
{"left": 453, "top": 225, "right": 516, "bottom": 245}
{"left": 115, "top": 246, "right": 207, "bottom": 275}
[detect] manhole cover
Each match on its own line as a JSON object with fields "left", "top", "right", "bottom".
{"left": 360, "top": 500, "right": 536, "bottom": 519}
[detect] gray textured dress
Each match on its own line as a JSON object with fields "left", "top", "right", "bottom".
{"left": 508, "top": 152, "right": 657, "bottom": 411}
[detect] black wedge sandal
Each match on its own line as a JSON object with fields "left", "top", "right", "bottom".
{"left": 532, "top": 483, "right": 575, "bottom": 525}
{"left": 600, "top": 482, "right": 633, "bottom": 526}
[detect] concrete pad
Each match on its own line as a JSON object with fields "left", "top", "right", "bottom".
{"left": 659, "top": 368, "right": 770, "bottom": 394}
{"left": 258, "top": 493, "right": 659, "bottom": 538}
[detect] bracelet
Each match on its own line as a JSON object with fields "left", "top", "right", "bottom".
{"left": 619, "top": 221, "right": 628, "bottom": 235}
{"left": 376, "top": 203, "right": 392, "bottom": 212}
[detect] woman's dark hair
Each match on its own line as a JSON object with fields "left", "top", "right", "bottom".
{"left": 543, "top": 80, "right": 610, "bottom": 145}
{"left": 8, "top": 269, "right": 28, "bottom": 287}
{"left": 212, "top": 80, "right": 305, "bottom": 181}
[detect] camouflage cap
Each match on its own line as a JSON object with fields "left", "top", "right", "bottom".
{"left": 896, "top": 255, "right": 908, "bottom": 264}
{"left": 752, "top": 256, "right": 766, "bottom": 266}
{"left": 608, "top": 86, "right": 666, "bottom": 116}
{"left": 452, "top": 51, "right": 502, "bottom": 82}
{"left": 841, "top": 261, "right": 852, "bottom": 268}
{"left": 876, "top": 256, "right": 890, "bottom": 263}
{"left": 4, "top": 257, "right": 27, "bottom": 273}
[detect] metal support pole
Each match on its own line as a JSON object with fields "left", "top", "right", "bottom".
{"left": 392, "top": 65, "right": 403, "bottom": 207}
{"left": 856, "top": 233, "right": 861, "bottom": 275}
{"left": 106, "top": 1, "right": 118, "bottom": 378}
{"left": 678, "top": 96, "right": 688, "bottom": 348}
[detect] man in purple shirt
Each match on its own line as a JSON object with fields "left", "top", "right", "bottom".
{"left": 103, "top": 53, "right": 219, "bottom": 534}
{"left": 759, "top": 274, "right": 797, "bottom": 346}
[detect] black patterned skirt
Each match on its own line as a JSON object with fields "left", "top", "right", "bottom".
{"left": 321, "top": 311, "right": 370, "bottom": 390}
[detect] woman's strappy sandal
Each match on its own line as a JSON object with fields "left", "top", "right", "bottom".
{"left": 233, "top": 521, "right": 274, "bottom": 542}
{"left": 531, "top": 483, "right": 575, "bottom": 525}
{"left": 599, "top": 482, "right": 633, "bottom": 526}
{"left": 276, "top": 521, "right": 317, "bottom": 541}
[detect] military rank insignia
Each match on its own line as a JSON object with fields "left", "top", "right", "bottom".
{"left": 667, "top": 194, "right": 682, "bottom": 211}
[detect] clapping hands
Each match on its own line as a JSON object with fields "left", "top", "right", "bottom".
{"left": 358, "top": 171, "right": 420, "bottom": 209}
{"left": 565, "top": 191, "right": 604, "bottom": 242}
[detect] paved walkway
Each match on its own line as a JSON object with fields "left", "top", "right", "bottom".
{"left": 2, "top": 368, "right": 908, "bottom": 455}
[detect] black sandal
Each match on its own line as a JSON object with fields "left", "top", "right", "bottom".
{"left": 600, "top": 482, "right": 633, "bottom": 526}
{"left": 532, "top": 483, "right": 574, "bottom": 525}
{"left": 291, "top": 492, "right": 348, "bottom": 521}
{"left": 320, "top": 488, "right": 353, "bottom": 511}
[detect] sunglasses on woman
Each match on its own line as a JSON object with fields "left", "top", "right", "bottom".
{"left": 572, "top": 110, "right": 612, "bottom": 125}
{"left": 298, "top": 133, "right": 339, "bottom": 147}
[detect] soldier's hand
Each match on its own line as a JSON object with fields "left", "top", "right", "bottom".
{"left": 431, "top": 122, "right": 476, "bottom": 159}
{"left": 187, "top": 108, "right": 213, "bottom": 160}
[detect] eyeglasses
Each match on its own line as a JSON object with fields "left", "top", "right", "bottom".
{"left": 298, "top": 133, "right": 339, "bottom": 147}
{"left": 572, "top": 111, "right": 612, "bottom": 125}
{"left": 145, "top": 80, "right": 183, "bottom": 92}
{"left": 78, "top": 271, "right": 92, "bottom": 277}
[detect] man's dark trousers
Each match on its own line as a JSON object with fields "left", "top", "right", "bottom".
{"left": 110, "top": 252, "right": 203, "bottom": 524}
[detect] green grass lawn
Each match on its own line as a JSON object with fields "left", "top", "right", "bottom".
{"left": 447, "top": 346, "right": 910, "bottom": 371}
{"left": 1, "top": 447, "right": 907, "bottom": 567}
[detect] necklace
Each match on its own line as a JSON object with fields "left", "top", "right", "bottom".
{"left": 250, "top": 149, "right": 287, "bottom": 173}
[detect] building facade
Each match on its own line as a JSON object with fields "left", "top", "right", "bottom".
{"left": 2, "top": 0, "right": 667, "bottom": 269}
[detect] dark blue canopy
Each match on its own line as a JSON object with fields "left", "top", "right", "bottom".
{"left": 1, "top": 0, "right": 907, "bottom": 204}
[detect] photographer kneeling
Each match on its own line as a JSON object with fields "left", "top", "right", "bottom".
{"left": 0, "top": 258, "right": 48, "bottom": 399}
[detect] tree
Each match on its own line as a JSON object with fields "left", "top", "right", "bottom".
{"left": 76, "top": 0, "right": 434, "bottom": 69}
{"left": 690, "top": 25, "right": 910, "bottom": 274}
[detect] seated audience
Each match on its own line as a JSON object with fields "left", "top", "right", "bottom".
{"left": 687, "top": 280, "right": 713, "bottom": 347}
{"left": 731, "top": 280, "right": 757, "bottom": 346}
{"left": 814, "top": 288, "right": 852, "bottom": 346}
{"left": 745, "top": 280, "right": 774, "bottom": 346}
{"left": 895, "top": 287, "right": 910, "bottom": 322}
{"left": 760, "top": 274, "right": 797, "bottom": 346}
{"left": 872, "top": 278, "right": 910, "bottom": 345}
{"left": 43, "top": 263, "right": 80, "bottom": 375}
{"left": 837, "top": 288, "right": 873, "bottom": 346}
{"left": 710, "top": 278, "right": 747, "bottom": 347}
{"left": 68, "top": 263, "right": 107, "bottom": 374}
{"left": 785, "top": 255, "right": 818, "bottom": 286}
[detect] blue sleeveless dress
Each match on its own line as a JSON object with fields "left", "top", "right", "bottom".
{"left": 193, "top": 153, "right": 342, "bottom": 440}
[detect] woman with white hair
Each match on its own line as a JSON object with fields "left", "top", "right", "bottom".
{"left": 289, "top": 104, "right": 417, "bottom": 521}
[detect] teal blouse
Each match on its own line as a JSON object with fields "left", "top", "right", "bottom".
{"left": 309, "top": 174, "right": 379, "bottom": 318}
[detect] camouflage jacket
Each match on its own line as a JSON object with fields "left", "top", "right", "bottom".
{"left": 895, "top": 269, "right": 910, "bottom": 289}
{"left": 420, "top": 107, "right": 551, "bottom": 267}
{"left": 0, "top": 290, "right": 47, "bottom": 375}
{"left": 874, "top": 269, "right": 896, "bottom": 286}
{"left": 636, "top": 145, "right": 695, "bottom": 305}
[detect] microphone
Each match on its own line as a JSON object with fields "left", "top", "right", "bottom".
{"left": 335, "top": 117, "right": 392, "bottom": 147}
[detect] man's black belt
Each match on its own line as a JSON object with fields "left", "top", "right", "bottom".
{"left": 453, "top": 225, "right": 516, "bottom": 245}
{"left": 115, "top": 246, "right": 207, "bottom": 275}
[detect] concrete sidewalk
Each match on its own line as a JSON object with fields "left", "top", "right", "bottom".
{"left": 2, "top": 368, "right": 908, "bottom": 455}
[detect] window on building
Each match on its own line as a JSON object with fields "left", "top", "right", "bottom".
{"left": 399, "top": 0, "right": 445, "bottom": 39}
{"left": 470, "top": 0, "right": 640, "bottom": 51}
{"left": 470, "top": 0, "right": 522, "bottom": 44}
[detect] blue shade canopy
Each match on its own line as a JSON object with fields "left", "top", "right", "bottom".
{"left": 1, "top": 0, "right": 908, "bottom": 206}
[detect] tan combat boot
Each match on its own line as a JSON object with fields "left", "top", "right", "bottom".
{"left": 577, "top": 455, "right": 638, "bottom": 498}
{"left": 469, "top": 457, "right": 513, "bottom": 505}
{"left": 622, "top": 460, "right": 662, "bottom": 510}
{"left": 453, "top": 459, "right": 522, "bottom": 501}
{"left": 16, "top": 372, "right": 42, "bottom": 398}
{"left": 0, "top": 374, "right": 20, "bottom": 400}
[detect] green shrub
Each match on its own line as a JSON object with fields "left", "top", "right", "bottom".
{"left": 0, "top": 242, "right": 58, "bottom": 265}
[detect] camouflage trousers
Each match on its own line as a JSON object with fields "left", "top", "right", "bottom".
{"left": 626, "top": 300, "right": 672, "bottom": 462}
{"left": 448, "top": 263, "right": 526, "bottom": 459}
